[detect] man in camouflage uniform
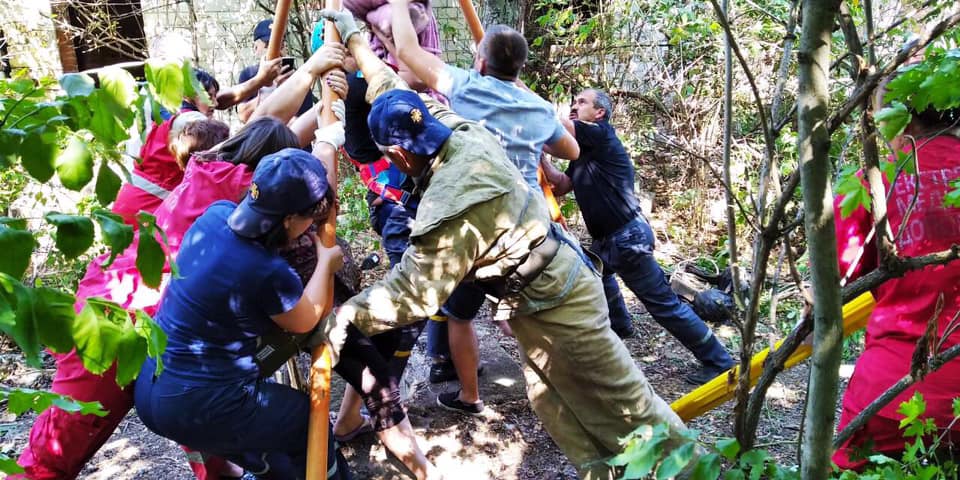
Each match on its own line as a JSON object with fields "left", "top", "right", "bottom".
{"left": 318, "top": 10, "right": 690, "bottom": 478}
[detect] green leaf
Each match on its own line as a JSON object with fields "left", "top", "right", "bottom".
{"left": 944, "top": 179, "right": 960, "bottom": 208}
{"left": 875, "top": 102, "right": 911, "bottom": 141}
{"left": 61, "top": 97, "right": 91, "bottom": 132}
{"left": 0, "top": 225, "right": 35, "bottom": 279}
{"left": 19, "top": 130, "right": 59, "bottom": 182}
{"left": 56, "top": 136, "right": 94, "bottom": 191}
{"left": 95, "top": 161, "right": 122, "bottom": 206}
{"left": 896, "top": 391, "right": 927, "bottom": 429}
{"left": 691, "top": 453, "right": 721, "bottom": 480}
{"left": 136, "top": 226, "right": 166, "bottom": 289}
{"left": 953, "top": 398, "right": 960, "bottom": 417}
{"left": 145, "top": 59, "right": 186, "bottom": 113}
{"left": 723, "top": 469, "right": 745, "bottom": 480}
{"left": 59, "top": 73, "right": 96, "bottom": 97}
{"left": 716, "top": 438, "right": 740, "bottom": 461}
{"left": 0, "top": 387, "right": 107, "bottom": 417}
{"left": 657, "top": 442, "right": 696, "bottom": 480}
{"left": 0, "top": 217, "right": 27, "bottom": 230}
{"left": 72, "top": 300, "right": 127, "bottom": 375}
{"left": 98, "top": 67, "right": 136, "bottom": 128}
{"left": 0, "top": 452, "right": 25, "bottom": 475}
{"left": 134, "top": 310, "right": 166, "bottom": 376}
{"left": 30, "top": 286, "right": 77, "bottom": 354}
{"left": 739, "top": 449, "right": 769, "bottom": 480}
{"left": 0, "top": 129, "right": 24, "bottom": 168}
{"left": 44, "top": 212, "right": 95, "bottom": 259}
{"left": 92, "top": 209, "right": 134, "bottom": 267}
{"left": 0, "top": 275, "right": 76, "bottom": 365}
{"left": 181, "top": 60, "right": 211, "bottom": 108}
{"left": 623, "top": 440, "right": 664, "bottom": 479}
{"left": 114, "top": 325, "right": 147, "bottom": 385}
{"left": 88, "top": 92, "right": 128, "bottom": 145}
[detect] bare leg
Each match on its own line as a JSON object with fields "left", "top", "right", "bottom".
{"left": 333, "top": 385, "right": 365, "bottom": 436}
{"left": 377, "top": 417, "right": 442, "bottom": 480}
{"left": 449, "top": 320, "right": 480, "bottom": 404}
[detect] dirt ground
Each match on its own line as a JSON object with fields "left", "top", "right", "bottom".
{"left": 0, "top": 262, "right": 848, "bottom": 479}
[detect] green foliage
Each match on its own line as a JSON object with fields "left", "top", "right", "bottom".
{"left": 0, "top": 62, "right": 204, "bottom": 475}
{"left": 610, "top": 393, "right": 960, "bottom": 480}
{"left": 0, "top": 221, "right": 35, "bottom": 278}
{"left": 835, "top": 165, "right": 871, "bottom": 219}
{"left": 0, "top": 387, "right": 107, "bottom": 417}
{"left": 44, "top": 212, "right": 95, "bottom": 259}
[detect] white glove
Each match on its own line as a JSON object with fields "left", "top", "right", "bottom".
{"left": 314, "top": 122, "right": 345, "bottom": 149}
{"left": 319, "top": 9, "right": 361, "bottom": 45}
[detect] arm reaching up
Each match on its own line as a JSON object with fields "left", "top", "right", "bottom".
{"left": 248, "top": 44, "right": 346, "bottom": 123}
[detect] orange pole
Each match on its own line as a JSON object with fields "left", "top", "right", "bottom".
{"left": 266, "top": 0, "right": 292, "bottom": 60}
{"left": 457, "top": 0, "right": 566, "bottom": 223}
{"left": 305, "top": 2, "right": 342, "bottom": 479}
{"left": 457, "top": 0, "right": 485, "bottom": 44}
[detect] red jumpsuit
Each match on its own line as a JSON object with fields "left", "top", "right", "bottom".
{"left": 832, "top": 135, "right": 960, "bottom": 469}
{"left": 15, "top": 157, "right": 253, "bottom": 479}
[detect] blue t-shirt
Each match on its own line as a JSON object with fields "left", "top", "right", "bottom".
{"left": 438, "top": 65, "right": 565, "bottom": 193}
{"left": 566, "top": 120, "right": 641, "bottom": 239}
{"left": 155, "top": 201, "right": 303, "bottom": 385}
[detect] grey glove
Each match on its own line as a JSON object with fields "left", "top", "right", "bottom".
{"left": 319, "top": 9, "right": 361, "bottom": 45}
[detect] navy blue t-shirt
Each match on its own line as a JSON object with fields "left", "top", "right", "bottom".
{"left": 343, "top": 72, "right": 381, "bottom": 163}
{"left": 238, "top": 65, "right": 315, "bottom": 116}
{"left": 566, "top": 120, "right": 641, "bottom": 239}
{"left": 155, "top": 201, "right": 303, "bottom": 385}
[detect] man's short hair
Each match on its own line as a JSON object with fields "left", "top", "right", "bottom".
{"left": 478, "top": 25, "right": 528, "bottom": 80}
{"left": 588, "top": 89, "right": 613, "bottom": 121}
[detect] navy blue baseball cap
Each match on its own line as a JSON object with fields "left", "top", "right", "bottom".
{"left": 228, "top": 148, "right": 329, "bottom": 238}
{"left": 254, "top": 19, "right": 273, "bottom": 43}
{"left": 368, "top": 90, "right": 452, "bottom": 158}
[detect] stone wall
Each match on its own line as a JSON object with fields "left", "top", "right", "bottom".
{"left": 0, "top": 0, "right": 62, "bottom": 79}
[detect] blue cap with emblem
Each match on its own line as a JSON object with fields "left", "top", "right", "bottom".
{"left": 368, "top": 89, "right": 452, "bottom": 158}
{"left": 228, "top": 148, "right": 329, "bottom": 238}
{"left": 254, "top": 19, "right": 273, "bottom": 43}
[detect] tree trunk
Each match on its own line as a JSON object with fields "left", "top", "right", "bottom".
{"left": 796, "top": 0, "right": 843, "bottom": 477}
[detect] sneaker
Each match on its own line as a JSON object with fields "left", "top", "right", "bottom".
{"left": 428, "top": 360, "right": 486, "bottom": 384}
{"left": 437, "top": 390, "right": 484, "bottom": 416}
{"left": 684, "top": 362, "right": 735, "bottom": 386}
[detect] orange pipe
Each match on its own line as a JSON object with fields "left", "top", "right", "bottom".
{"left": 266, "top": 0, "right": 292, "bottom": 60}
{"left": 305, "top": 2, "right": 343, "bottom": 478}
{"left": 457, "top": 0, "right": 566, "bottom": 223}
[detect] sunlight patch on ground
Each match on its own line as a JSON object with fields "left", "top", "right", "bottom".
{"left": 839, "top": 364, "right": 856, "bottom": 379}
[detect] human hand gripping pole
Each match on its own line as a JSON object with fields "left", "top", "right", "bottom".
{"left": 305, "top": 1, "right": 344, "bottom": 478}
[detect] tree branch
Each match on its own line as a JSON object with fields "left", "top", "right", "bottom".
{"left": 828, "top": 4, "right": 960, "bottom": 134}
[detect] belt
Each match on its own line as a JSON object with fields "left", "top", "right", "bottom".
{"left": 480, "top": 225, "right": 562, "bottom": 300}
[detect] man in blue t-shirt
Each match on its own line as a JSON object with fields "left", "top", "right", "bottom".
{"left": 386, "top": 0, "right": 581, "bottom": 414}
{"left": 541, "top": 88, "right": 735, "bottom": 385}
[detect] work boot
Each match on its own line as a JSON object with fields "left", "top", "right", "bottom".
{"left": 684, "top": 361, "right": 735, "bottom": 385}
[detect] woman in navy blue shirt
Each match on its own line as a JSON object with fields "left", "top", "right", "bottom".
{"left": 135, "top": 147, "right": 349, "bottom": 479}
